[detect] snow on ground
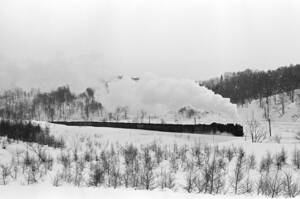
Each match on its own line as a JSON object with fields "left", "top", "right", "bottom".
{"left": 0, "top": 121, "right": 300, "bottom": 198}
{"left": 1, "top": 91, "right": 300, "bottom": 199}
{"left": 238, "top": 89, "right": 300, "bottom": 123}
{"left": 47, "top": 122, "right": 242, "bottom": 147}
{"left": 34, "top": 119, "right": 300, "bottom": 169}
{"left": 237, "top": 90, "right": 300, "bottom": 144}
{"left": 0, "top": 186, "right": 280, "bottom": 199}
{"left": 46, "top": 122, "right": 300, "bottom": 161}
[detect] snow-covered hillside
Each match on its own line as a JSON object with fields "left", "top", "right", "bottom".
{"left": 237, "top": 89, "right": 300, "bottom": 143}
{"left": 238, "top": 89, "right": 300, "bottom": 123}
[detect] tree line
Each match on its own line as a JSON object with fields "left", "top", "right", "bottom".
{"left": 201, "top": 64, "right": 300, "bottom": 104}
{"left": 0, "top": 86, "right": 103, "bottom": 121}
{"left": 0, "top": 120, "right": 64, "bottom": 148}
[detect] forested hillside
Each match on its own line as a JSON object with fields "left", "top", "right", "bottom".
{"left": 201, "top": 64, "right": 300, "bottom": 104}
{"left": 0, "top": 86, "right": 103, "bottom": 121}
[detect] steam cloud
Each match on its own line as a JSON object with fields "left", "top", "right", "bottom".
{"left": 0, "top": 56, "right": 238, "bottom": 122}
{"left": 100, "top": 74, "right": 238, "bottom": 120}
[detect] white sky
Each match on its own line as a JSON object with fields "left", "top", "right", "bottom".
{"left": 1, "top": 0, "right": 300, "bottom": 90}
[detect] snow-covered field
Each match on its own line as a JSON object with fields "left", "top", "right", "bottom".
{"left": 50, "top": 122, "right": 300, "bottom": 164}
{"left": 0, "top": 186, "right": 275, "bottom": 199}
{"left": 0, "top": 120, "right": 300, "bottom": 198}
{"left": 48, "top": 122, "right": 242, "bottom": 146}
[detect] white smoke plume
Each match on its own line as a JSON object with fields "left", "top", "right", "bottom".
{"left": 99, "top": 74, "right": 238, "bottom": 121}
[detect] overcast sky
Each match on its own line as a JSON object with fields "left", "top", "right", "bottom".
{"left": 1, "top": 0, "right": 300, "bottom": 90}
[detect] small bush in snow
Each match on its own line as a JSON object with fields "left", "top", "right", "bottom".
{"left": 292, "top": 148, "right": 300, "bottom": 169}
{"left": 0, "top": 164, "right": 11, "bottom": 185}
{"left": 225, "top": 147, "right": 235, "bottom": 162}
{"left": 257, "top": 170, "right": 283, "bottom": 197}
{"left": 52, "top": 172, "right": 63, "bottom": 187}
{"left": 282, "top": 171, "right": 300, "bottom": 198}
{"left": 89, "top": 162, "right": 105, "bottom": 187}
{"left": 74, "top": 160, "right": 85, "bottom": 187}
{"left": 260, "top": 152, "right": 273, "bottom": 173}
{"left": 140, "top": 147, "right": 155, "bottom": 190}
{"left": 246, "top": 154, "right": 256, "bottom": 171}
{"left": 264, "top": 171, "right": 283, "bottom": 198}
{"left": 184, "top": 161, "right": 195, "bottom": 193}
{"left": 272, "top": 135, "right": 282, "bottom": 144}
{"left": 198, "top": 153, "right": 226, "bottom": 194}
{"left": 240, "top": 176, "right": 254, "bottom": 194}
{"left": 274, "top": 148, "right": 287, "bottom": 170}
{"left": 158, "top": 168, "right": 175, "bottom": 190}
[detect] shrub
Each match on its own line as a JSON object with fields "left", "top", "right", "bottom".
{"left": 260, "top": 152, "right": 273, "bottom": 173}
{"left": 89, "top": 162, "right": 105, "bottom": 187}
{"left": 292, "top": 148, "right": 300, "bottom": 169}
{"left": 274, "top": 148, "right": 287, "bottom": 170}
{"left": 282, "top": 171, "right": 300, "bottom": 198}
{"left": 0, "top": 164, "right": 11, "bottom": 185}
{"left": 140, "top": 147, "right": 155, "bottom": 190}
{"left": 0, "top": 120, "right": 64, "bottom": 148}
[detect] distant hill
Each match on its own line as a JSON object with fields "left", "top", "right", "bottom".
{"left": 201, "top": 64, "right": 300, "bottom": 104}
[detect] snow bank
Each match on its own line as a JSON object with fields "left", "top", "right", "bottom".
{"left": 0, "top": 186, "right": 277, "bottom": 199}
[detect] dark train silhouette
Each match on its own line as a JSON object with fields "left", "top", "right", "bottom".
{"left": 51, "top": 121, "right": 244, "bottom": 137}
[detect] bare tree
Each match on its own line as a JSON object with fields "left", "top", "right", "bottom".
{"left": 58, "top": 151, "right": 71, "bottom": 183}
{"left": 279, "top": 93, "right": 286, "bottom": 115}
{"left": 260, "top": 152, "right": 273, "bottom": 173}
{"left": 89, "top": 162, "right": 105, "bottom": 187}
{"left": 74, "top": 160, "right": 85, "bottom": 187}
{"left": 231, "top": 148, "right": 246, "bottom": 194}
{"left": 257, "top": 170, "right": 283, "bottom": 197}
{"left": 282, "top": 171, "right": 300, "bottom": 198}
{"left": 140, "top": 147, "right": 155, "bottom": 190}
{"left": 158, "top": 168, "right": 175, "bottom": 190}
{"left": 240, "top": 176, "right": 254, "bottom": 194}
{"left": 292, "top": 148, "right": 300, "bottom": 169}
{"left": 246, "top": 153, "right": 256, "bottom": 171}
{"left": 0, "top": 164, "right": 11, "bottom": 185}
{"left": 52, "top": 172, "right": 63, "bottom": 187}
{"left": 25, "top": 161, "right": 39, "bottom": 185}
{"left": 246, "top": 117, "right": 266, "bottom": 143}
{"left": 198, "top": 149, "right": 226, "bottom": 194}
{"left": 225, "top": 147, "right": 235, "bottom": 162}
{"left": 10, "top": 157, "right": 18, "bottom": 180}
{"left": 274, "top": 148, "right": 287, "bottom": 170}
{"left": 266, "top": 170, "right": 283, "bottom": 198}
{"left": 184, "top": 161, "right": 195, "bottom": 193}
{"left": 109, "top": 163, "right": 121, "bottom": 189}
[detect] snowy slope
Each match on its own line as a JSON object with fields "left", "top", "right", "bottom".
{"left": 237, "top": 89, "right": 300, "bottom": 143}
{"left": 0, "top": 186, "right": 291, "bottom": 199}
{"left": 238, "top": 89, "right": 300, "bottom": 123}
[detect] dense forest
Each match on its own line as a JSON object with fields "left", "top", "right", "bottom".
{"left": 201, "top": 64, "right": 300, "bottom": 104}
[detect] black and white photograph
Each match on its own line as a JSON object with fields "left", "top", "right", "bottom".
{"left": 1, "top": 0, "right": 300, "bottom": 198}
